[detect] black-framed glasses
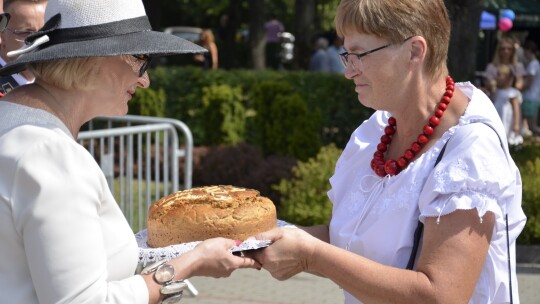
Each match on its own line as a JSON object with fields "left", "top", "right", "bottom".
{"left": 339, "top": 36, "right": 414, "bottom": 71}
{"left": 0, "top": 13, "right": 10, "bottom": 32}
{"left": 132, "top": 54, "right": 151, "bottom": 77}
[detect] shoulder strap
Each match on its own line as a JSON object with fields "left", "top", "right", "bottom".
{"left": 406, "top": 141, "right": 448, "bottom": 270}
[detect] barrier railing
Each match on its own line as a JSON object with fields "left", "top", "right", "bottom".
{"left": 78, "top": 115, "right": 193, "bottom": 231}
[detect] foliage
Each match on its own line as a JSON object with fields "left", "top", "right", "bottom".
{"left": 147, "top": 66, "right": 372, "bottom": 157}
{"left": 510, "top": 142, "right": 540, "bottom": 244}
{"left": 249, "top": 80, "right": 322, "bottom": 160}
{"left": 193, "top": 143, "right": 297, "bottom": 207}
{"left": 274, "top": 144, "right": 342, "bottom": 226}
{"left": 128, "top": 87, "right": 166, "bottom": 117}
{"left": 517, "top": 158, "right": 540, "bottom": 244}
{"left": 201, "top": 84, "right": 246, "bottom": 145}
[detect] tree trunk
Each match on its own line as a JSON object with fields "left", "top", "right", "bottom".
{"left": 294, "top": 0, "right": 317, "bottom": 70}
{"left": 221, "top": 0, "right": 242, "bottom": 69}
{"left": 444, "top": 0, "right": 486, "bottom": 82}
{"left": 249, "top": 0, "right": 266, "bottom": 70}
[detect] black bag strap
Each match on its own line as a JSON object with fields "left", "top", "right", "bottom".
{"left": 406, "top": 140, "right": 448, "bottom": 270}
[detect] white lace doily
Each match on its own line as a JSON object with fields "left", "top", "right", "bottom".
{"left": 136, "top": 219, "right": 295, "bottom": 265}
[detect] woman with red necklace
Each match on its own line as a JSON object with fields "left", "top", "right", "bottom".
{"left": 247, "top": 0, "right": 526, "bottom": 303}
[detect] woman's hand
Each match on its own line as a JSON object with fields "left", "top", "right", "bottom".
{"left": 245, "top": 227, "right": 320, "bottom": 280}
{"left": 174, "top": 238, "right": 261, "bottom": 279}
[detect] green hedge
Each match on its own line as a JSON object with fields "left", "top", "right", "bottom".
{"left": 136, "top": 66, "right": 373, "bottom": 160}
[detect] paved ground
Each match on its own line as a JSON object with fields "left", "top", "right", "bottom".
{"left": 181, "top": 264, "right": 540, "bottom": 304}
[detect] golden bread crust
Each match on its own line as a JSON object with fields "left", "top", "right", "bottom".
{"left": 147, "top": 185, "right": 276, "bottom": 247}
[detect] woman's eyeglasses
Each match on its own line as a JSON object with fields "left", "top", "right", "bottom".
{"left": 339, "top": 43, "right": 392, "bottom": 72}
{"left": 339, "top": 36, "right": 414, "bottom": 72}
{"left": 5, "top": 28, "right": 36, "bottom": 42}
{"left": 131, "top": 55, "right": 151, "bottom": 77}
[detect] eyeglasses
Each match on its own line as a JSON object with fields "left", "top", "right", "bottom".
{"left": 339, "top": 36, "right": 413, "bottom": 72}
{"left": 131, "top": 54, "right": 151, "bottom": 77}
{"left": 5, "top": 27, "right": 36, "bottom": 42}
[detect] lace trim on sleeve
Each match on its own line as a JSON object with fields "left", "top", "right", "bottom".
{"left": 420, "top": 190, "right": 503, "bottom": 224}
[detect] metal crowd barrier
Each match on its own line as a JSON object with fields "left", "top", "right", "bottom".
{"left": 78, "top": 115, "right": 194, "bottom": 232}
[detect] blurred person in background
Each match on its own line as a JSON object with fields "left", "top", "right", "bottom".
{"left": 522, "top": 40, "right": 540, "bottom": 136}
{"left": 327, "top": 33, "right": 345, "bottom": 74}
{"left": 484, "top": 36, "right": 526, "bottom": 144}
{"left": 0, "top": 0, "right": 46, "bottom": 94}
{"left": 309, "top": 36, "right": 330, "bottom": 72}
{"left": 194, "top": 29, "right": 218, "bottom": 70}
{"left": 264, "top": 14, "right": 284, "bottom": 69}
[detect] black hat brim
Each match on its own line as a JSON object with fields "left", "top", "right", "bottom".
{"left": 0, "top": 30, "right": 207, "bottom": 76}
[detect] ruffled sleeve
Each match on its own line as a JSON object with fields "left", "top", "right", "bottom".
{"left": 418, "top": 122, "right": 517, "bottom": 223}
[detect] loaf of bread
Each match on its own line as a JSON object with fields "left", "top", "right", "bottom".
{"left": 147, "top": 185, "right": 276, "bottom": 247}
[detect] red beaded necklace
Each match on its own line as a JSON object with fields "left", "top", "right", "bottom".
{"left": 371, "top": 75, "right": 455, "bottom": 177}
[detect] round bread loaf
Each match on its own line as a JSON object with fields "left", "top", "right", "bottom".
{"left": 147, "top": 185, "right": 276, "bottom": 247}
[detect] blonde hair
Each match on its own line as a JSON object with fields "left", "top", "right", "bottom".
{"left": 28, "top": 57, "right": 104, "bottom": 90}
{"left": 492, "top": 36, "right": 518, "bottom": 65}
{"left": 335, "top": 0, "right": 450, "bottom": 79}
{"left": 200, "top": 29, "right": 215, "bottom": 44}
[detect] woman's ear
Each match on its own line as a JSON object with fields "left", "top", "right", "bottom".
{"left": 409, "top": 36, "right": 427, "bottom": 64}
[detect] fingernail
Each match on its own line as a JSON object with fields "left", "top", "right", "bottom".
{"left": 235, "top": 240, "right": 242, "bottom": 246}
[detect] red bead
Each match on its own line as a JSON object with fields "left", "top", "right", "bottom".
{"left": 438, "top": 102, "right": 447, "bottom": 111}
{"left": 441, "top": 95, "right": 451, "bottom": 104}
{"left": 371, "top": 158, "right": 384, "bottom": 170}
{"left": 388, "top": 117, "right": 397, "bottom": 126}
{"left": 411, "top": 142, "right": 422, "bottom": 153}
{"left": 404, "top": 149, "right": 415, "bottom": 160}
{"left": 397, "top": 157, "right": 408, "bottom": 168}
{"left": 373, "top": 150, "right": 384, "bottom": 159}
{"left": 418, "top": 134, "right": 429, "bottom": 144}
{"left": 444, "top": 89, "right": 453, "bottom": 98}
{"left": 377, "top": 142, "right": 388, "bottom": 152}
{"left": 375, "top": 165, "right": 386, "bottom": 177}
{"left": 429, "top": 116, "right": 440, "bottom": 126}
{"left": 423, "top": 125, "right": 434, "bottom": 135}
{"left": 446, "top": 84, "right": 454, "bottom": 91}
{"left": 384, "top": 160, "right": 399, "bottom": 175}
{"left": 384, "top": 125, "right": 396, "bottom": 136}
{"left": 381, "top": 134, "right": 392, "bottom": 144}
{"left": 434, "top": 109, "right": 444, "bottom": 118}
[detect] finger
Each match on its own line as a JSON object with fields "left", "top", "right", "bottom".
{"left": 252, "top": 227, "right": 282, "bottom": 241}
{"left": 242, "top": 249, "right": 264, "bottom": 265}
{"left": 235, "top": 256, "right": 262, "bottom": 269}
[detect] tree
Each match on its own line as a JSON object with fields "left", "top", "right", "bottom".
{"left": 444, "top": 0, "right": 486, "bottom": 82}
{"left": 294, "top": 0, "right": 317, "bottom": 69}
{"left": 249, "top": 0, "right": 266, "bottom": 69}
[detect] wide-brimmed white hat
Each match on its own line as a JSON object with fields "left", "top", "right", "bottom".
{"left": 0, "top": 0, "right": 207, "bottom": 76}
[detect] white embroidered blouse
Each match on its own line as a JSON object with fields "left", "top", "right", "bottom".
{"left": 328, "top": 82, "right": 526, "bottom": 304}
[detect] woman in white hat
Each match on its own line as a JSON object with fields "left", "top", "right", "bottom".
{"left": 0, "top": 0, "right": 260, "bottom": 303}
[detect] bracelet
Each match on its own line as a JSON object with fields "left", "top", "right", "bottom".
{"left": 141, "top": 259, "right": 188, "bottom": 304}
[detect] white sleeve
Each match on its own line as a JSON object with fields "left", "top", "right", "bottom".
{"left": 418, "top": 123, "right": 516, "bottom": 222}
{"left": 12, "top": 136, "right": 148, "bottom": 304}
